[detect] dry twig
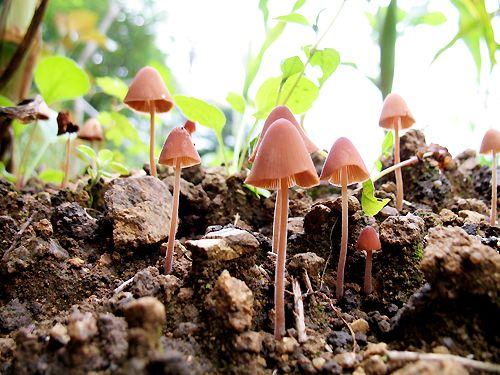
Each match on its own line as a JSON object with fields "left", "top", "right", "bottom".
{"left": 292, "top": 278, "right": 308, "bottom": 343}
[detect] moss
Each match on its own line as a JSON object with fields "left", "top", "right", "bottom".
{"left": 414, "top": 243, "right": 423, "bottom": 261}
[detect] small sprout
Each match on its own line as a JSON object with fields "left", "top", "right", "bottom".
{"left": 356, "top": 226, "right": 381, "bottom": 295}
{"left": 124, "top": 66, "right": 173, "bottom": 178}
{"left": 320, "top": 137, "right": 370, "bottom": 299}
{"left": 379, "top": 93, "right": 415, "bottom": 211}
{"left": 479, "top": 128, "right": 500, "bottom": 226}
{"left": 158, "top": 121, "right": 201, "bottom": 274}
{"left": 57, "top": 111, "right": 79, "bottom": 189}
{"left": 245, "top": 118, "right": 319, "bottom": 339}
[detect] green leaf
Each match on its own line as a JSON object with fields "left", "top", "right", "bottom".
{"left": 255, "top": 77, "right": 281, "bottom": 118}
{"left": 77, "top": 144, "right": 97, "bottom": 161}
{"left": 379, "top": 0, "right": 397, "bottom": 98}
{"left": 258, "top": 0, "right": 269, "bottom": 26}
{"left": 226, "top": 92, "right": 246, "bottom": 114}
{"left": 280, "top": 73, "right": 319, "bottom": 114}
{"left": 0, "top": 95, "right": 13, "bottom": 106}
{"left": 380, "top": 131, "right": 394, "bottom": 157}
{"left": 96, "top": 76, "right": 128, "bottom": 101}
{"left": 281, "top": 56, "right": 304, "bottom": 81}
{"left": 108, "top": 161, "right": 129, "bottom": 175}
{"left": 244, "top": 184, "right": 271, "bottom": 199}
{"left": 0, "top": 162, "right": 16, "bottom": 183}
{"left": 98, "top": 149, "right": 114, "bottom": 166}
{"left": 306, "top": 47, "right": 340, "bottom": 86}
{"left": 174, "top": 95, "right": 226, "bottom": 134}
{"left": 98, "top": 111, "right": 142, "bottom": 149}
{"left": 275, "top": 13, "right": 309, "bottom": 25}
{"left": 293, "top": 0, "right": 306, "bottom": 11}
{"left": 38, "top": 169, "right": 64, "bottom": 184}
{"left": 409, "top": 11, "right": 446, "bottom": 26}
{"left": 34, "top": 56, "right": 90, "bottom": 104}
{"left": 361, "top": 179, "right": 390, "bottom": 217}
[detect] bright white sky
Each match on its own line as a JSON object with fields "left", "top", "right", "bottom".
{"left": 147, "top": 0, "right": 499, "bottom": 166}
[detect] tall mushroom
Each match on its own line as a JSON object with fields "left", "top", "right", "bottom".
{"left": 245, "top": 118, "right": 319, "bottom": 339}
{"left": 379, "top": 93, "right": 415, "bottom": 211}
{"left": 57, "top": 111, "right": 79, "bottom": 189}
{"left": 158, "top": 122, "right": 201, "bottom": 274}
{"left": 124, "top": 66, "right": 173, "bottom": 178}
{"left": 249, "top": 106, "right": 318, "bottom": 254}
{"left": 479, "top": 128, "right": 500, "bottom": 226}
{"left": 320, "top": 137, "right": 370, "bottom": 299}
{"left": 356, "top": 226, "right": 381, "bottom": 295}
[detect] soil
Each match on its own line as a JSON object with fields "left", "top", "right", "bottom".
{"left": 0, "top": 129, "right": 498, "bottom": 374}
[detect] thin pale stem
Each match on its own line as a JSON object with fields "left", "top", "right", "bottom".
{"left": 394, "top": 118, "right": 403, "bottom": 211}
{"left": 61, "top": 135, "right": 71, "bottom": 189}
{"left": 272, "top": 189, "right": 281, "bottom": 253}
{"left": 149, "top": 103, "right": 157, "bottom": 177}
{"left": 336, "top": 166, "right": 348, "bottom": 299}
{"left": 16, "top": 121, "right": 37, "bottom": 189}
{"left": 165, "top": 158, "right": 181, "bottom": 274}
{"left": 491, "top": 151, "right": 497, "bottom": 226}
{"left": 364, "top": 250, "right": 373, "bottom": 294}
{"left": 274, "top": 178, "right": 289, "bottom": 339}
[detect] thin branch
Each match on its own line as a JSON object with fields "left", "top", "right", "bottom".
{"left": 113, "top": 276, "right": 134, "bottom": 295}
{"left": 292, "top": 278, "right": 308, "bottom": 343}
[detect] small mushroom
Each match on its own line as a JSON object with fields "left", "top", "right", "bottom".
{"left": 124, "top": 66, "right": 174, "bottom": 178}
{"left": 320, "top": 137, "right": 369, "bottom": 299}
{"left": 249, "top": 106, "right": 319, "bottom": 254}
{"left": 158, "top": 122, "right": 201, "bottom": 274}
{"left": 356, "top": 226, "right": 381, "bottom": 295}
{"left": 479, "top": 128, "right": 500, "bottom": 226}
{"left": 57, "top": 111, "right": 79, "bottom": 189}
{"left": 379, "top": 93, "right": 415, "bottom": 211}
{"left": 183, "top": 120, "right": 196, "bottom": 135}
{"left": 245, "top": 118, "right": 319, "bottom": 339}
{"left": 77, "top": 118, "right": 104, "bottom": 143}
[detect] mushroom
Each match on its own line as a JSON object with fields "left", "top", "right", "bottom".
{"left": 320, "top": 137, "right": 369, "bottom": 299}
{"left": 57, "top": 111, "right": 79, "bottom": 189}
{"left": 124, "top": 66, "right": 174, "bottom": 178}
{"left": 183, "top": 120, "right": 196, "bottom": 135}
{"left": 158, "top": 122, "right": 201, "bottom": 274}
{"left": 78, "top": 118, "right": 104, "bottom": 144}
{"left": 379, "top": 93, "right": 415, "bottom": 211}
{"left": 356, "top": 226, "right": 381, "bottom": 295}
{"left": 479, "top": 128, "right": 500, "bottom": 226}
{"left": 245, "top": 118, "right": 319, "bottom": 339}
{"left": 249, "top": 106, "right": 318, "bottom": 254}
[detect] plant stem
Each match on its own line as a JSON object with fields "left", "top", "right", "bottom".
{"left": 491, "top": 151, "right": 497, "bottom": 226}
{"left": 216, "top": 132, "right": 229, "bottom": 174}
{"left": 15, "top": 121, "right": 37, "bottom": 189}
{"left": 149, "top": 103, "right": 157, "bottom": 177}
{"left": 364, "top": 250, "right": 373, "bottom": 294}
{"left": 275, "top": 178, "right": 288, "bottom": 339}
{"left": 336, "top": 166, "right": 348, "bottom": 299}
{"left": 394, "top": 118, "right": 403, "bottom": 211}
{"left": 272, "top": 189, "right": 281, "bottom": 253}
{"left": 372, "top": 151, "right": 434, "bottom": 182}
{"left": 165, "top": 158, "right": 181, "bottom": 274}
{"left": 238, "top": 118, "right": 259, "bottom": 171}
{"left": 61, "top": 135, "right": 71, "bottom": 189}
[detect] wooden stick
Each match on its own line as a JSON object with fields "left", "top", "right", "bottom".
{"left": 165, "top": 158, "right": 181, "bottom": 274}
{"left": 292, "top": 278, "right": 307, "bottom": 343}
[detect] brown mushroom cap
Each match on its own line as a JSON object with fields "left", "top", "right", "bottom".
{"left": 158, "top": 127, "right": 201, "bottom": 168}
{"left": 244, "top": 119, "right": 319, "bottom": 190}
{"left": 249, "top": 105, "right": 318, "bottom": 163}
{"left": 356, "top": 226, "right": 381, "bottom": 251}
{"left": 124, "top": 66, "right": 174, "bottom": 113}
{"left": 479, "top": 128, "right": 500, "bottom": 154}
{"left": 183, "top": 120, "right": 196, "bottom": 135}
{"left": 379, "top": 93, "right": 415, "bottom": 130}
{"left": 320, "top": 137, "right": 370, "bottom": 186}
{"left": 78, "top": 118, "right": 104, "bottom": 142}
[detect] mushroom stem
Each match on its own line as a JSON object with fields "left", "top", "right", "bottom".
{"left": 272, "top": 189, "right": 281, "bottom": 253}
{"left": 394, "top": 118, "right": 403, "bottom": 211}
{"left": 364, "top": 250, "right": 373, "bottom": 294}
{"left": 16, "top": 121, "right": 37, "bottom": 189}
{"left": 491, "top": 150, "right": 497, "bottom": 226}
{"left": 336, "top": 165, "right": 348, "bottom": 299}
{"left": 165, "top": 158, "right": 181, "bottom": 274}
{"left": 61, "top": 135, "right": 71, "bottom": 189}
{"left": 274, "top": 177, "right": 289, "bottom": 339}
{"left": 149, "top": 102, "right": 158, "bottom": 177}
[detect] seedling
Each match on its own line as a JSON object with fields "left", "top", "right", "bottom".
{"left": 124, "top": 66, "right": 173, "bottom": 178}
{"left": 479, "top": 129, "right": 500, "bottom": 226}
{"left": 245, "top": 118, "right": 319, "bottom": 339}
{"left": 158, "top": 121, "right": 201, "bottom": 274}
{"left": 320, "top": 137, "right": 370, "bottom": 299}
{"left": 57, "top": 111, "right": 79, "bottom": 189}
{"left": 379, "top": 93, "right": 415, "bottom": 211}
{"left": 356, "top": 226, "right": 381, "bottom": 295}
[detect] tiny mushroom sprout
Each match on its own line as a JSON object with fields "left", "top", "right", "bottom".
{"left": 479, "top": 128, "right": 500, "bottom": 226}
{"left": 245, "top": 118, "right": 319, "bottom": 339}
{"left": 77, "top": 118, "right": 104, "bottom": 144}
{"left": 356, "top": 226, "right": 382, "bottom": 295}
{"left": 57, "top": 111, "right": 79, "bottom": 189}
{"left": 320, "top": 137, "right": 370, "bottom": 299}
{"left": 249, "top": 105, "right": 318, "bottom": 254}
{"left": 124, "top": 66, "right": 174, "bottom": 178}
{"left": 159, "top": 121, "right": 201, "bottom": 274}
{"left": 379, "top": 93, "right": 415, "bottom": 211}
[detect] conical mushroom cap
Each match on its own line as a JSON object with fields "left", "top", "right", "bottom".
{"left": 245, "top": 119, "right": 319, "bottom": 190}
{"left": 356, "top": 226, "right": 381, "bottom": 251}
{"left": 379, "top": 93, "right": 415, "bottom": 130}
{"left": 183, "top": 120, "right": 196, "bottom": 135}
{"left": 78, "top": 118, "right": 103, "bottom": 141}
{"left": 248, "top": 105, "right": 318, "bottom": 163}
{"left": 124, "top": 66, "right": 173, "bottom": 113}
{"left": 479, "top": 129, "right": 500, "bottom": 154}
{"left": 158, "top": 127, "right": 201, "bottom": 168}
{"left": 320, "top": 137, "right": 370, "bottom": 186}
